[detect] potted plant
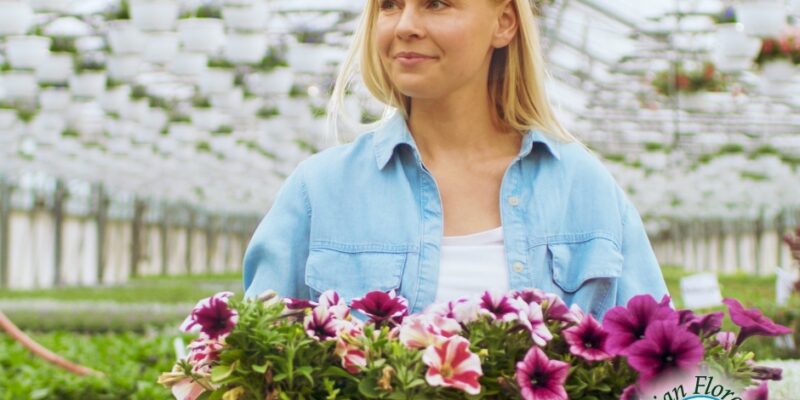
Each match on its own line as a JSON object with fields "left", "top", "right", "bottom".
{"left": 177, "top": 12, "right": 225, "bottom": 55}
{"left": 0, "top": 1, "right": 34, "bottom": 36}
{"left": 107, "top": 9, "right": 147, "bottom": 55}
{"left": 224, "top": 30, "right": 268, "bottom": 64}
{"left": 710, "top": 7, "right": 761, "bottom": 73}
{"left": 736, "top": 0, "right": 787, "bottom": 37}
{"left": 287, "top": 31, "right": 336, "bottom": 74}
{"left": 2, "top": 68, "right": 38, "bottom": 100}
{"left": 6, "top": 36, "right": 52, "bottom": 70}
{"left": 222, "top": 0, "right": 268, "bottom": 31}
{"left": 199, "top": 59, "right": 236, "bottom": 95}
{"left": 101, "top": 83, "right": 131, "bottom": 115}
{"left": 129, "top": 0, "right": 179, "bottom": 32}
{"left": 36, "top": 53, "right": 75, "bottom": 84}
{"left": 169, "top": 52, "right": 208, "bottom": 77}
{"left": 107, "top": 54, "right": 142, "bottom": 81}
{"left": 755, "top": 34, "right": 799, "bottom": 82}
{"left": 245, "top": 51, "right": 294, "bottom": 96}
{"left": 142, "top": 31, "right": 179, "bottom": 64}
{"left": 652, "top": 62, "right": 729, "bottom": 112}
{"left": 70, "top": 58, "right": 107, "bottom": 99}
{"left": 191, "top": 95, "right": 224, "bottom": 131}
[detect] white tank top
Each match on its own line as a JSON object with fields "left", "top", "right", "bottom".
{"left": 434, "top": 226, "right": 510, "bottom": 303}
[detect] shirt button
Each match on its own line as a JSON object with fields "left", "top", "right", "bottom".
{"left": 508, "top": 196, "right": 520, "bottom": 206}
{"left": 513, "top": 262, "right": 525, "bottom": 273}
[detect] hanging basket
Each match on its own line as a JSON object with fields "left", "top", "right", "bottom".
{"left": 177, "top": 18, "right": 225, "bottom": 55}
{"left": 760, "top": 59, "right": 797, "bottom": 82}
{"left": 736, "top": 0, "right": 787, "bottom": 37}
{"left": 0, "top": 1, "right": 34, "bottom": 36}
{"left": 129, "top": 0, "right": 179, "bottom": 32}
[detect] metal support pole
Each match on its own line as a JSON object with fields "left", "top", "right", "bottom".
{"left": 159, "top": 203, "right": 169, "bottom": 276}
{"left": 52, "top": 179, "right": 66, "bottom": 286}
{"left": 130, "top": 199, "right": 146, "bottom": 278}
{"left": 185, "top": 208, "right": 195, "bottom": 276}
{"left": 0, "top": 177, "right": 11, "bottom": 289}
{"left": 93, "top": 184, "right": 108, "bottom": 285}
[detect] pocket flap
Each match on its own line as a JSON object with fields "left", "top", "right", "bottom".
{"left": 549, "top": 237, "right": 623, "bottom": 293}
{"left": 305, "top": 246, "right": 407, "bottom": 302}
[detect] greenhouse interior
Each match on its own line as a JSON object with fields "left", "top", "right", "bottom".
{"left": 0, "top": 0, "right": 799, "bottom": 398}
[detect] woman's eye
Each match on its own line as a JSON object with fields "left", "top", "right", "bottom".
{"left": 428, "top": 0, "right": 447, "bottom": 9}
{"left": 379, "top": 0, "right": 397, "bottom": 10}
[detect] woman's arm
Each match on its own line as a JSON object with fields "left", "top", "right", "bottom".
{"left": 242, "top": 165, "right": 312, "bottom": 300}
{"left": 616, "top": 199, "right": 670, "bottom": 305}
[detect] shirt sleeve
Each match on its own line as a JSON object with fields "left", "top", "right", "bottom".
{"left": 242, "top": 164, "right": 312, "bottom": 300}
{"left": 616, "top": 197, "right": 670, "bottom": 306}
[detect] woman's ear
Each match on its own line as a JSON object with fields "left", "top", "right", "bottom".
{"left": 492, "top": 0, "right": 518, "bottom": 48}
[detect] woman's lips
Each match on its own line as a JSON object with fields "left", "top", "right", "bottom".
{"left": 394, "top": 52, "right": 435, "bottom": 67}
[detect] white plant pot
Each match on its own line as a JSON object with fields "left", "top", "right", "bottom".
{"left": 69, "top": 72, "right": 107, "bottom": 99}
{"left": 792, "top": 0, "right": 800, "bottom": 16}
{"left": 6, "top": 36, "right": 51, "bottom": 70}
{"left": 714, "top": 23, "right": 761, "bottom": 60}
{"left": 107, "top": 21, "right": 146, "bottom": 54}
{"left": 222, "top": 2, "right": 268, "bottom": 31}
{"left": 30, "top": 0, "right": 70, "bottom": 12}
{"left": 143, "top": 32, "right": 179, "bottom": 64}
{"left": 278, "top": 97, "right": 310, "bottom": 119}
{"left": 39, "top": 88, "right": 71, "bottom": 111}
{"left": 0, "top": 1, "right": 34, "bottom": 36}
{"left": 168, "top": 123, "right": 198, "bottom": 142}
{"left": 130, "top": 0, "right": 179, "bottom": 32}
{"left": 177, "top": 18, "right": 225, "bottom": 55}
{"left": 30, "top": 112, "right": 66, "bottom": 143}
{"left": 100, "top": 86, "right": 131, "bottom": 113}
{"left": 141, "top": 107, "right": 168, "bottom": 132}
{"left": 737, "top": 1, "right": 787, "bottom": 37}
{"left": 760, "top": 59, "right": 797, "bottom": 82}
{"left": 210, "top": 88, "right": 243, "bottom": 110}
{"left": 170, "top": 52, "right": 208, "bottom": 76}
{"left": 36, "top": 53, "right": 74, "bottom": 83}
{"left": 224, "top": 32, "right": 268, "bottom": 64}
{"left": 287, "top": 43, "right": 336, "bottom": 74}
{"left": 2, "top": 71, "right": 38, "bottom": 100}
{"left": 677, "top": 92, "right": 705, "bottom": 112}
{"left": 245, "top": 67, "right": 293, "bottom": 96}
{"left": 199, "top": 68, "right": 235, "bottom": 95}
{"left": 120, "top": 99, "right": 148, "bottom": 121}
{"left": 191, "top": 107, "right": 224, "bottom": 131}
{"left": 0, "top": 109, "right": 18, "bottom": 129}
{"left": 107, "top": 54, "right": 142, "bottom": 81}
{"left": 211, "top": 136, "right": 236, "bottom": 153}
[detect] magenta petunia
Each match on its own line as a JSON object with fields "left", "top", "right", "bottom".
{"left": 541, "top": 293, "right": 575, "bottom": 323}
{"left": 304, "top": 303, "right": 351, "bottom": 341}
{"left": 180, "top": 292, "right": 238, "bottom": 340}
{"left": 741, "top": 381, "right": 769, "bottom": 400}
{"left": 423, "top": 335, "right": 483, "bottom": 395}
{"left": 350, "top": 289, "right": 409, "bottom": 325}
{"left": 511, "top": 288, "right": 547, "bottom": 305}
{"left": 563, "top": 314, "right": 612, "bottom": 361}
{"left": 478, "top": 291, "right": 520, "bottom": 322}
{"left": 515, "top": 346, "right": 569, "bottom": 400}
{"left": 284, "top": 297, "right": 317, "bottom": 310}
{"left": 626, "top": 321, "right": 704, "bottom": 386}
{"left": 723, "top": 298, "right": 792, "bottom": 346}
{"left": 620, "top": 385, "right": 641, "bottom": 400}
{"left": 602, "top": 294, "right": 678, "bottom": 356}
{"left": 685, "top": 311, "right": 724, "bottom": 337}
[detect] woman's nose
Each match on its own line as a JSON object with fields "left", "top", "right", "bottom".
{"left": 395, "top": 7, "right": 425, "bottom": 40}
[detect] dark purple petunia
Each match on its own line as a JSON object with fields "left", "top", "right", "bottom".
{"left": 626, "top": 321, "right": 704, "bottom": 386}
{"left": 478, "top": 291, "right": 521, "bottom": 322}
{"left": 723, "top": 298, "right": 792, "bottom": 346}
{"left": 742, "top": 381, "right": 769, "bottom": 400}
{"left": 511, "top": 288, "right": 547, "bottom": 305}
{"left": 751, "top": 365, "right": 783, "bottom": 381}
{"left": 180, "top": 292, "right": 238, "bottom": 340}
{"left": 304, "top": 304, "right": 349, "bottom": 341}
{"left": 284, "top": 297, "right": 317, "bottom": 310}
{"left": 685, "top": 311, "right": 724, "bottom": 337}
{"left": 677, "top": 309, "right": 696, "bottom": 326}
{"left": 515, "top": 346, "right": 569, "bottom": 400}
{"left": 563, "top": 314, "right": 612, "bottom": 361}
{"left": 603, "top": 294, "right": 678, "bottom": 356}
{"left": 350, "top": 290, "right": 409, "bottom": 325}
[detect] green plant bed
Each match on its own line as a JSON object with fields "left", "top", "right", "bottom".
{"left": 0, "top": 330, "right": 183, "bottom": 399}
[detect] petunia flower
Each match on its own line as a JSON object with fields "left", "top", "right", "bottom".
{"left": 171, "top": 378, "right": 208, "bottom": 400}
{"left": 722, "top": 298, "right": 792, "bottom": 346}
{"left": 427, "top": 298, "right": 481, "bottom": 325}
{"left": 422, "top": 336, "right": 483, "bottom": 395}
{"left": 602, "top": 294, "right": 678, "bottom": 356}
{"left": 685, "top": 311, "right": 724, "bottom": 338}
{"left": 751, "top": 365, "right": 783, "bottom": 381}
{"left": 515, "top": 300, "right": 553, "bottom": 346}
{"left": 620, "top": 385, "right": 641, "bottom": 400}
{"left": 563, "top": 314, "right": 612, "bottom": 361}
{"left": 180, "top": 292, "right": 238, "bottom": 340}
{"left": 626, "top": 321, "right": 704, "bottom": 386}
{"left": 478, "top": 291, "right": 520, "bottom": 322}
{"left": 186, "top": 338, "right": 224, "bottom": 374}
{"left": 304, "top": 303, "right": 352, "bottom": 341}
{"left": 540, "top": 293, "right": 575, "bottom": 323}
{"left": 515, "top": 346, "right": 569, "bottom": 400}
{"left": 715, "top": 331, "right": 737, "bottom": 352}
{"left": 742, "top": 381, "right": 769, "bottom": 400}
{"left": 510, "top": 288, "right": 547, "bottom": 305}
{"left": 334, "top": 325, "right": 368, "bottom": 374}
{"left": 283, "top": 297, "right": 317, "bottom": 310}
{"left": 399, "top": 314, "right": 461, "bottom": 350}
{"left": 350, "top": 289, "right": 408, "bottom": 326}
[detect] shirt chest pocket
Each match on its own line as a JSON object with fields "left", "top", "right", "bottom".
{"left": 304, "top": 243, "right": 410, "bottom": 304}
{"left": 545, "top": 234, "right": 623, "bottom": 316}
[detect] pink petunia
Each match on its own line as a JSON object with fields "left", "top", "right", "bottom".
{"left": 541, "top": 293, "right": 575, "bottom": 323}
{"left": 422, "top": 336, "right": 483, "bottom": 395}
{"left": 186, "top": 338, "right": 224, "bottom": 374}
{"left": 510, "top": 288, "right": 547, "bottom": 305}
{"left": 626, "top": 321, "right": 704, "bottom": 386}
{"left": 515, "top": 300, "right": 554, "bottom": 346}
{"left": 180, "top": 292, "right": 238, "bottom": 340}
{"left": 304, "top": 303, "right": 352, "bottom": 341}
{"left": 171, "top": 378, "right": 207, "bottom": 400}
{"left": 723, "top": 298, "right": 792, "bottom": 346}
{"left": 715, "top": 331, "right": 736, "bottom": 352}
{"left": 399, "top": 314, "right": 462, "bottom": 349}
{"left": 426, "top": 298, "right": 481, "bottom": 325}
{"left": 515, "top": 346, "right": 569, "bottom": 400}
{"left": 602, "top": 294, "right": 678, "bottom": 356}
{"left": 563, "top": 314, "right": 612, "bottom": 361}
{"left": 478, "top": 291, "right": 521, "bottom": 322}
{"left": 350, "top": 289, "right": 409, "bottom": 326}
{"left": 742, "top": 381, "right": 769, "bottom": 400}
{"left": 334, "top": 325, "right": 368, "bottom": 374}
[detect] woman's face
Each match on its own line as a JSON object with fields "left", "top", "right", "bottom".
{"left": 374, "top": 0, "right": 515, "bottom": 101}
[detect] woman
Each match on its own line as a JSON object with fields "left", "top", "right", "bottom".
{"left": 243, "top": 0, "right": 668, "bottom": 319}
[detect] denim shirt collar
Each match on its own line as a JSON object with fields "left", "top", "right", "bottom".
{"left": 373, "top": 112, "right": 562, "bottom": 170}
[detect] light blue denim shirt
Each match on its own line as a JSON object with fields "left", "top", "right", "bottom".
{"left": 243, "top": 112, "right": 669, "bottom": 319}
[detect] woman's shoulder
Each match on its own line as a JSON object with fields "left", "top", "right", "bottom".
{"left": 548, "top": 140, "right": 628, "bottom": 207}
{"left": 295, "top": 130, "right": 382, "bottom": 180}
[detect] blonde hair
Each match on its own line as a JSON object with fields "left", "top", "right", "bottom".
{"left": 327, "top": 0, "right": 578, "bottom": 144}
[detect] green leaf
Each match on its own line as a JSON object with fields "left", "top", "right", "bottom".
{"left": 252, "top": 363, "right": 269, "bottom": 374}
{"left": 358, "top": 376, "right": 381, "bottom": 399}
{"left": 211, "top": 361, "right": 238, "bottom": 382}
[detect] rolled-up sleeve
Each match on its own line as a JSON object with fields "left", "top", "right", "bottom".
{"left": 243, "top": 164, "right": 311, "bottom": 300}
{"left": 616, "top": 198, "right": 669, "bottom": 305}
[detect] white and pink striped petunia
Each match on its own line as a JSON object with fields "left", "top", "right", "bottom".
{"left": 422, "top": 335, "right": 483, "bottom": 395}
{"left": 399, "top": 314, "right": 462, "bottom": 349}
